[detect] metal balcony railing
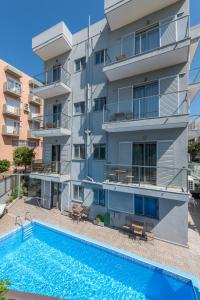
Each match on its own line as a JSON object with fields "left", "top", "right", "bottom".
{"left": 31, "top": 160, "right": 71, "bottom": 176}
{"left": 103, "top": 91, "right": 188, "bottom": 123}
{"left": 32, "top": 112, "right": 71, "bottom": 131}
{"left": 3, "top": 104, "right": 21, "bottom": 117}
{"left": 105, "top": 164, "right": 188, "bottom": 192}
{"left": 33, "top": 65, "right": 71, "bottom": 88}
{"left": 105, "top": 15, "right": 189, "bottom": 65}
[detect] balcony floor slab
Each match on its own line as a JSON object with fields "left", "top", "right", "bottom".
{"left": 103, "top": 181, "right": 189, "bottom": 202}
{"left": 33, "top": 82, "right": 71, "bottom": 99}
{"left": 30, "top": 173, "right": 70, "bottom": 183}
{"left": 32, "top": 128, "right": 71, "bottom": 137}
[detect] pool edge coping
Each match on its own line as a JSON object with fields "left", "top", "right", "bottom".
{"left": 1, "top": 219, "right": 200, "bottom": 298}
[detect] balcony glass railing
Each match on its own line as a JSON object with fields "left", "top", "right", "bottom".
{"left": 33, "top": 65, "right": 71, "bottom": 88}
{"left": 103, "top": 91, "right": 188, "bottom": 123}
{"left": 32, "top": 112, "right": 71, "bottom": 131}
{"left": 105, "top": 15, "right": 189, "bottom": 65}
{"left": 189, "top": 115, "right": 200, "bottom": 131}
{"left": 105, "top": 164, "right": 188, "bottom": 192}
{"left": 31, "top": 160, "right": 71, "bottom": 176}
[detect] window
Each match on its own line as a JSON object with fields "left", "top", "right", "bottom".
{"left": 95, "top": 49, "right": 107, "bottom": 65}
{"left": 135, "top": 25, "right": 159, "bottom": 55}
{"left": 94, "top": 189, "right": 105, "bottom": 206}
{"left": 74, "top": 144, "right": 85, "bottom": 159}
{"left": 135, "top": 195, "right": 159, "bottom": 219}
{"left": 93, "top": 144, "right": 106, "bottom": 160}
{"left": 74, "top": 102, "right": 85, "bottom": 115}
{"left": 7, "top": 78, "right": 21, "bottom": 93}
{"left": 75, "top": 57, "right": 86, "bottom": 72}
{"left": 94, "top": 97, "right": 106, "bottom": 111}
{"left": 73, "top": 185, "right": 84, "bottom": 202}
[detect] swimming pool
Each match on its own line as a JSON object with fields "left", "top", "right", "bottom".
{"left": 0, "top": 221, "right": 199, "bottom": 300}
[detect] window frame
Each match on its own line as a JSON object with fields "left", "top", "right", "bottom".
{"left": 74, "top": 101, "right": 85, "bottom": 115}
{"left": 73, "top": 144, "right": 86, "bottom": 160}
{"left": 94, "top": 97, "right": 106, "bottom": 111}
{"left": 73, "top": 185, "right": 84, "bottom": 202}
{"left": 93, "top": 144, "right": 106, "bottom": 160}
{"left": 95, "top": 49, "right": 107, "bottom": 65}
{"left": 134, "top": 194, "right": 159, "bottom": 220}
{"left": 93, "top": 189, "right": 105, "bottom": 206}
{"left": 75, "top": 57, "right": 86, "bottom": 72}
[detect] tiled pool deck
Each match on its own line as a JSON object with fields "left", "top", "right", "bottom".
{"left": 1, "top": 197, "right": 200, "bottom": 281}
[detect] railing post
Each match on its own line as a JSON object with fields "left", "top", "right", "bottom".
{"left": 139, "top": 166, "right": 141, "bottom": 186}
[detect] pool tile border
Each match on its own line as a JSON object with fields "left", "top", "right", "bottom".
{"left": 32, "top": 219, "right": 200, "bottom": 296}
{"left": 0, "top": 219, "right": 200, "bottom": 299}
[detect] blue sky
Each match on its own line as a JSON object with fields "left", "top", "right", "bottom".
{"left": 0, "top": 0, "right": 199, "bottom": 113}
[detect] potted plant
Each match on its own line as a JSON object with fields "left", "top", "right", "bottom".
{"left": 94, "top": 215, "right": 104, "bottom": 227}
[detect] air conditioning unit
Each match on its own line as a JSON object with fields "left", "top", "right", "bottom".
{"left": 188, "top": 175, "right": 200, "bottom": 192}
{"left": 24, "top": 103, "right": 30, "bottom": 112}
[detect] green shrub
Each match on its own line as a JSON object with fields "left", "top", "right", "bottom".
{"left": 95, "top": 215, "right": 104, "bottom": 223}
{"left": 0, "top": 160, "right": 10, "bottom": 173}
{"left": 0, "top": 280, "right": 14, "bottom": 300}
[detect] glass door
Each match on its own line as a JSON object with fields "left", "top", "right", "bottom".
{"left": 52, "top": 145, "right": 61, "bottom": 173}
{"left": 53, "top": 104, "right": 61, "bottom": 128}
{"left": 51, "top": 182, "right": 61, "bottom": 210}
{"left": 132, "top": 143, "right": 157, "bottom": 185}
{"left": 133, "top": 82, "right": 159, "bottom": 120}
{"left": 53, "top": 65, "right": 61, "bottom": 82}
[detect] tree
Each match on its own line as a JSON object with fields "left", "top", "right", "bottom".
{"left": 13, "top": 147, "right": 35, "bottom": 171}
{"left": 188, "top": 141, "right": 200, "bottom": 162}
{"left": 0, "top": 160, "right": 10, "bottom": 173}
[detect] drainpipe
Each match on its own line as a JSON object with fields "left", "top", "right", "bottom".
{"left": 85, "top": 16, "right": 92, "bottom": 177}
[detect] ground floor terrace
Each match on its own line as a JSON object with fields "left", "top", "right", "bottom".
{"left": 0, "top": 197, "right": 200, "bottom": 281}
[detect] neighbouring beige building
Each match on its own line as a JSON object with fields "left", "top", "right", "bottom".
{"left": 0, "top": 59, "right": 43, "bottom": 162}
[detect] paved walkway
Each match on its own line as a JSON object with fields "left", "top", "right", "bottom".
{"left": 0, "top": 197, "right": 200, "bottom": 281}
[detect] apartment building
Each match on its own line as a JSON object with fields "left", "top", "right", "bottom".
{"left": 0, "top": 59, "right": 43, "bottom": 162}
{"left": 30, "top": 0, "right": 199, "bottom": 246}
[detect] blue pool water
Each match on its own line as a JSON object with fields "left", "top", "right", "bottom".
{"left": 0, "top": 221, "right": 199, "bottom": 300}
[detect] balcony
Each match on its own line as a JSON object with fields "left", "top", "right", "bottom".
{"left": 28, "top": 93, "right": 43, "bottom": 106}
{"left": 27, "top": 130, "right": 40, "bottom": 139}
{"left": 31, "top": 113, "right": 71, "bottom": 137}
{"left": 102, "top": 91, "right": 188, "bottom": 132}
{"left": 33, "top": 66, "right": 71, "bottom": 99}
{"left": 28, "top": 112, "right": 40, "bottom": 122}
{"left": 103, "top": 164, "right": 188, "bottom": 201}
{"left": 2, "top": 125, "right": 20, "bottom": 137}
{"left": 30, "top": 160, "right": 71, "bottom": 182}
{"left": 105, "top": 0, "right": 180, "bottom": 31}
{"left": 188, "top": 115, "right": 200, "bottom": 140}
{"left": 3, "top": 104, "right": 21, "bottom": 118}
{"left": 3, "top": 81, "right": 22, "bottom": 97}
{"left": 4, "top": 65, "right": 22, "bottom": 78}
{"left": 103, "top": 15, "right": 190, "bottom": 81}
{"left": 32, "top": 21, "right": 72, "bottom": 61}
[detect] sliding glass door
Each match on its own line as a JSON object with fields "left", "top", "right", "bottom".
{"left": 133, "top": 82, "right": 159, "bottom": 120}
{"left": 132, "top": 143, "right": 157, "bottom": 185}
